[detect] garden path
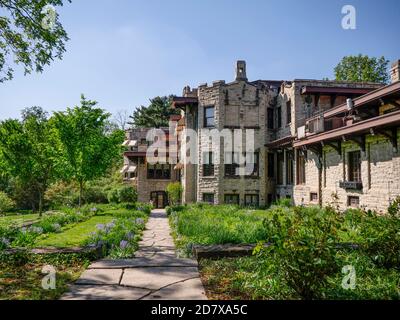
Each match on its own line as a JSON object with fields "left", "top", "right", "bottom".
{"left": 61, "top": 209, "right": 207, "bottom": 300}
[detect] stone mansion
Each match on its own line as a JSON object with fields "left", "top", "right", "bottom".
{"left": 122, "top": 60, "right": 400, "bottom": 213}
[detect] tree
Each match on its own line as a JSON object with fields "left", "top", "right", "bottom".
{"left": 0, "top": 0, "right": 70, "bottom": 82}
{"left": 53, "top": 95, "right": 124, "bottom": 207}
{"left": 113, "top": 109, "right": 129, "bottom": 130}
{"left": 129, "top": 96, "right": 179, "bottom": 128}
{"left": 334, "top": 55, "right": 389, "bottom": 84}
{"left": 0, "top": 106, "right": 59, "bottom": 214}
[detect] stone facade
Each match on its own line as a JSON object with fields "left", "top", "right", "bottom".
{"left": 125, "top": 60, "right": 400, "bottom": 213}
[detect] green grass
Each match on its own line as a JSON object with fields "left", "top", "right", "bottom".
{"left": 0, "top": 253, "right": 91, "bottom": 300}
{"left": 169, "top": 204, "right": 278, "bottom": 253}
{"left": 36, "top": 216, "right": 114, "bottom": 248}
{"left": 0, "top": 214, "right": 40, "bottom": 227}
{"left": 199, "top": 252, "right": 400, "bottom": 300}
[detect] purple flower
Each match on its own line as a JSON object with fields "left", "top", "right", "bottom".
{"left": 96, "top": 224, "right": 105, "bottom": 231}
{"left": 1, "top": 238, "right": 10, "bottom": 247}
{"left": 90, "top": 207, "right": 98, "bottom": 212}
{"left": 135, "top": 218, "right": 145, "bottom": 225}
{"left": 120, "top": 240, "right": 129, "bottom": 249}
{"left": 126, "top": 232, "right": 134, "bottom": 240}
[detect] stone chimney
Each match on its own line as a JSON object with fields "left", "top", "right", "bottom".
{"left": 390, "top": 60, "right": 400, "bottom": 83}
{"left": 235, "top": 60, "right": 248, "bottom": 81}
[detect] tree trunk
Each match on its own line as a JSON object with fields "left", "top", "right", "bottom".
{"left": 79, "top": 180, "right": 84, "bottom": 208}
{"left": 38, "top": 191, "right": 43, "bottom": 217}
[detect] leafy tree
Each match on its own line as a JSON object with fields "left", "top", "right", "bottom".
{"left": 129, "top": 96, "right": 179, "bottom": 128}
{"left": 0, "top": 106, "right": 59, "bottom": 214}
{"left": 53, "top": 95, "right": 124, "bottom": 207}
{"left": 0, "top": 0, "right": 70, "bottom": 82}
{"left": 0, "top": 190, "right": 15, "bottom": 214}
{"left": 334, "top": 55, "right": 389, "bottom": 84}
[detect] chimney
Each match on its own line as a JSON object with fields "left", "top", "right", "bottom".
{"left": 390, "top": 60, "right": 400, "bottom": 83}
{"left": 235, "top": 60, "right": 248, "bottom": 81}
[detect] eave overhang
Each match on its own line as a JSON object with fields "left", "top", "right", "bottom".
{"left": 266, "top": 136, "right": 294, "bottom": 149}
{"left": 323, "top": 81, "right": 400, "bottom": 119}
{"left": 301, "top": 86, "right": 376, "bottom": 96}
{"left": 294, "top": 109, "right": 400, "bottom": 148}
{"left": 172, "top": 97, "right": 198, "bottom": 109}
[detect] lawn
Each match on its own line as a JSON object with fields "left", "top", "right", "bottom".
{"left": 36, "top": 215, "right": 115, "bottom": 248}
{"left": 0, "top": 213, "right": 40, "bottom": 227}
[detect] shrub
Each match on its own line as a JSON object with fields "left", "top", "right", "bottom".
{"left": 107, "top": 186, "right": 137, "bottom": 204}
{"left": 166, "top": 182, "right": 183, "bottom": 206}
{"left": 257, "top": 206, "right": 343, "bottom": 299}
{"left": 273, "top": 198, "right": 292, "bottom": 208}
{"left": 44, "top": 182, "right": 79, "bottom": 208}
{"left": 360, "top": 209, "right": 400, "bottom": 269}
{"left": 118, "top": 186, "right": 137, "bottom": 203}
{"left": 83, "top": 185, "right": 108, "bottom": 204}
{"left": 0, "top": 191, "right": 15, "bottom": 214}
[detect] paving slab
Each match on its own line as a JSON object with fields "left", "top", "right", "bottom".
{"left": 89, "top": 254, "right": 197, "bottom": 269}
{"left": 121, "top": 267, "right": 199, "bottom": 290}
{"left": 62, "top": 209, "right": 207, "bottom": 300}
{"left": 61, "top": 285, "right": 150, "bottom": 300}
{"left": 76, "top": 269, "right": 123, "bottom": 285}
{"left": 142, "top": 278, "right": 207, "bottom": 300}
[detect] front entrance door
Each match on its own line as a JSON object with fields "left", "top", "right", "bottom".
{"left": 150, "top": 191, "right": 168, "bottom": 209}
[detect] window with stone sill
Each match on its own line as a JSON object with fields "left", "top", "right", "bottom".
{"left": 245, "top": 194, "right": 259, "bottom": 207}
{"left": 202, "top": 152, "right": 215, "bottom": 177}
{"left": 224, "top": 194, "right": 240, "bottom": 205}
{"left": 204, "top": 106, "right": 215, "bottom": 128}
{"left": 202, "top": 193, "right": 215, "bottom": 204}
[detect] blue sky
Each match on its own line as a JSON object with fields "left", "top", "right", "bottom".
{"left": 0, "top": 0, "right": 399, "bottom": 120}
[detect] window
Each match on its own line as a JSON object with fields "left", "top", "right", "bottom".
{"left": 147, "top": 164, "right": 171, "bottom": 179}
{"left": 203, "top": 152, "right": 215, "bottom": 177}
{"left": 225, "top": 152, "right": 240, "bottom": 177}
{"left": 268, "top": 153, "right": 275, "bottom": 178}
{"left": 348, "top": 151, "right": 361, "bottom": 182}
{"left": 277, "top": 152, "right": 284, "bottom": 185}
{"left": 286, "top": 100, "right": 292, "bottom": 124}
{"left": 245, "top": 152, "right": 259, "bottom": 177}
{"left": 310, "top": 193, "right": 318, "bottom": 202}
{"left": 224, "top": 194, "right": 239, "bottom": 205}
{"left": 245, "top": 194, "right": 259, "bottom": 207}
{"left": 348, "top": 196, "right": 360, "bottom": 208}
{"left": 267, "top": 108, "right": 274, "bottom": 129}
{"left": 204, "top": 106, "right": 215, "bottom": 127}
{"left": 297, "top": 152, "right": 306, "bottom": 185}
{"left": 203, "top": 193, "right": 214, "bottom": 204}
{"left": 277, "top": 107, "right": 282, "bottom": 128}
{"left": 286, "top": 151, "right": 294, "bottom": 185}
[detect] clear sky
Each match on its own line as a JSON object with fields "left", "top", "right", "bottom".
{"left": 0, "top": 0, "right": 399, "bottom": 120}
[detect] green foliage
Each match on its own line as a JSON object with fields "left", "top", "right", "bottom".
{"left": 129, "top": 96, "right": 180, "bottom": 128}
{"left": 258, "top": 206, "right": 343, "bottom": 300}
{"left": 166, "top": 182, "right": 182, "bottom": 206}
{"left": 0, "top": 191, "right": 15, "bottom": 213}
{"left": 334, "top": 55, "right": 389, "bottom": 84}
{"left": 44, "top": 181, "right": 79, "bottom": 208}
{"left": 84, "top": 211, "right": 147, "bottom": 259}
{"left": 169, "top": 204, "right": 271, "bottom": 256}
{"left": 359, "top": 210, "right": 400, "bottom": 269}
{"left": 107, "top": 186, "right": 137, "bottom": 204}
{"left": 0, "top": 0, "right": 70, "bottom": 83}
{"left": 388, "top": 196, "right": 400, "bottom": 217}
{"left": 273, "top": 198, "right": 292, "bottom": 208}
{"left": 53, "top": 95, "right": 124, "bottom": 206}
{"left": 0, "top": 107, "right": 60, "bottom": 213}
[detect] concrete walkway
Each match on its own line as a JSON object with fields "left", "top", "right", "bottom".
{"left": 62, "top": 209, "right": 207, "bottom": 300}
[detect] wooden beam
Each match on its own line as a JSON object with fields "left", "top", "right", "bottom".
{"left": 325, "top": 141, "right": 342, "bottom": 156}
{"left": 348, "top": 135, "right": 366, "bottom": 152}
